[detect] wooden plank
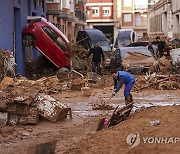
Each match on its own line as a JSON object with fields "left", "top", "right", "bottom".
{"left": 108, "top": 103, "right": 133, "bottom": 127}
{"left": 27, "top": 140, "right": 57, "bottom": 154}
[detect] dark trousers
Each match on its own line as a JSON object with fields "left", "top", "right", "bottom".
{"left": 158, "top": 50, "right": 164, "bottom": 58}
{"left": 92, "top": 61, "right": 101, "bottom": 74}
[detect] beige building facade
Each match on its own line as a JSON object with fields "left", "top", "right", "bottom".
{"left": 147, "top": 0, "right": 180, "bottom": 39}
{"left": 171, "top": 0, "right": 180, "bottom": 38}
{"left": 86, "top": 0, "right": 149, "bottom": 43}
{"left": 147, "top": 0, "right": 173, "bottom": 38}
{"left": 114, "top": 0, "right": 149, "bottom": 40}
{"left": 46, "top": 0, "right": 86, "bottom": 42}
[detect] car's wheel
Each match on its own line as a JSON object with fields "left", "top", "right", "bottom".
{"left": 22, "top": 34, "right": 35, "bottom": 46}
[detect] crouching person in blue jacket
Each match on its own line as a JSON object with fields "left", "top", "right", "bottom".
{"left": 111, "top": 70, "right": 135, "bottom": 105}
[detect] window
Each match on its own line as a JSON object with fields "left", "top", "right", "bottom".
{"left": 42, "top": 26, "right": 68, "bottom": 52}
{"left": 123, "top": 0, "right": 132, "bottom": 7}
{"left": 135, "top": 13, "right": 141, "bottom": 26}
{"left": 92, "top": 7, "right": 99, "bottom": 16}
{"left": 124, "top": 14, "right": 132, "bottom": 22}
{"left": 37, "top": 0, "right": 42, "bottom": 6}
{"left": 103, "top": 7, "right": 110, "bottom": 16}
{"left": 135, "top": 0, "right": 148, "bottom": 9}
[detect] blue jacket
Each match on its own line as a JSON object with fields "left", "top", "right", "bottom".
{"left": 113, "top": 71, "right": 135, "bottom": 93}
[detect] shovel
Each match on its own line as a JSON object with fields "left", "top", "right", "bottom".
{"left": 106, "top": 95, "right": 113, "bottom": 104}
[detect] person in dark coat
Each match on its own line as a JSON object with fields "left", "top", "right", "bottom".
{"left": 155, "top": 36, "right": 166, "bottom": 58}
{"left": 111, "top": 70, "right": 135, "bottom": 105}
{"left": 86, "top": 42, "right": 105, "bottom": 75}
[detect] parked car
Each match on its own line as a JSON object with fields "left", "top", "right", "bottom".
{"left": 127, "top": 41, "right": 171, "bottom": 57}
{"left": 22, "top": 17, "right": 71, "bottom": 69}
{"left": 170, "top": 48, "right": 180, "bottom": 65}
{"left": 170, "top": 48, "right": 180, "bottom": 74}
{"left": 127, "top": 41, "right": 158, "bottom": 55}
{"left": 110, "top": 46, "right": 158, "bottom": 74}
{"left": 127, "top": 41, "right": 149, "bottom": 47}
{"left": 114, "top": 29, "right": 140, "bottom": 48}
{"left": 76, "top": 29, "right": 112, "bottom": 67}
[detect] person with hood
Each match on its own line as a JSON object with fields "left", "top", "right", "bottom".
{"left": 111, "top": 70, "right": 135, "bottom": 104}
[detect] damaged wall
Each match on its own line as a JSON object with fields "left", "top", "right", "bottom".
{"left": 0, "top": 0, "right": 46, "bottom": 75}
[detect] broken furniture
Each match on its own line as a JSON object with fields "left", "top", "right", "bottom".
{"left": 36, "top": 93, "right": 72, "bottom": 123}
{"left": 97, "top": 103, "right": 134, "bottom": 131}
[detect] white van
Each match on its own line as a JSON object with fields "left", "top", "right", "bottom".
{"left": 114, "top": 29, "right": 140, "bottom": 48}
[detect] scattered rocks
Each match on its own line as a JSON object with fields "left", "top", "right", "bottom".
{"left": 149, "top": 120, "right": 160, "bottom": 126}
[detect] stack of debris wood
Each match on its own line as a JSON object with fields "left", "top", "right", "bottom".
{"left": 135, "top": 74, "right": 180, "bottom": 91}
{"left": 0, "top": 77, "right": 72, "bottom": 126}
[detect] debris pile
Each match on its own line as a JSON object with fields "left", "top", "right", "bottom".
{"left": 81, "top": 86, "right": 91, "bottom": 97}
{"left": 0, "top": 77, "right": 72, "bottom": 126}
{"left": 70, "top": 78, "right": 85, "bottom": 91}
{"left": 135, "top": 74, "right": 180, "bottom": 91}
{"left": 71, "top": 43, "right": 89, "bottom": 70}
{"left": 97, "top": 103, "right": 133, "bottom": 131}
{"left": 71, "top": 43, "right": 89, "bottom": 59}
{"left": 26, "top": 55, "right": 58, "bottom": 80}
{"left": 158, "top": 56, "right": 172, "bottom": 73}
{"left": 0, "top": 49, "right": 15, "bottom": 81}
{"left": 92, "top": 98, "right": 114, "bottom": 110}
{"left": 35, "top": 93, "right": 72, "bottom": 123}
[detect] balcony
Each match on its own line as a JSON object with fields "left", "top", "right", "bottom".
{"left": 46, "top": 2, "right": 61, "bottom": 11}
{"left": 46, "top": 2, "right": 62, "bottom": 16}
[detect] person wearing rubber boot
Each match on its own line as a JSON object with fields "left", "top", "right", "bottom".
{"left": 111, "top": 70, "right": 135, "bottom": 105}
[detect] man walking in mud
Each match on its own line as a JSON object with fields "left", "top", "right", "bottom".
{"left": 111, "top": 70, "right": 135, "bottom": 104}
{"left": 86, "top": 41, "right": 105, "bottom": 75}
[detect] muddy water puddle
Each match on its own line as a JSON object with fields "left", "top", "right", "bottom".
{"left": 63, "top": 94, "right": 180, "bottom": 118}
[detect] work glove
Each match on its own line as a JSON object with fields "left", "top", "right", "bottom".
{"left": 112, "top": 91, "right": 116, "bottom": 97}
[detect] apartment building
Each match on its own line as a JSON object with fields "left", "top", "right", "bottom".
{"left": 85, "top": 0, "right": 114, "bottom": 43}
{"left": 46, "top": 0, "right": 86, "bottom": 42}
{"left": 147, "top": 0, "right": 173, "bottom": 38}
{"left": 171, "top": 0, "right": 180, "bottom": 38}
{"left": 114, "top": 0, "right": 148, "bottom": 39}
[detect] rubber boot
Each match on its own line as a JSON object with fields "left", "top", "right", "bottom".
{"left": 125, "top": 94, "right": 133, "bottom": 105}
{"left": 124, "top": 94, "right": 133, "bottom": 117}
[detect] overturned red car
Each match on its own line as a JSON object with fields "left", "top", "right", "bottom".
{"left": 22, "top": 17, "right": 71, "bottom": 68}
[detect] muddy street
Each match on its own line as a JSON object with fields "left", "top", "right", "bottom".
{"left": 0, "top": 79, "right": 180, "bottom": 154}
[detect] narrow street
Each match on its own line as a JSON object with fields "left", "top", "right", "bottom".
{"left": 0, "top": 0, "right": 180, "bottom": 153}
{"left": 0, "top": 79, "right": 179, "bottom": 153}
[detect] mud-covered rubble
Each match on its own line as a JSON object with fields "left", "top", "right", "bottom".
{"left": 135, "top": 74, "right": 180, "bottom": 91}
{"left": 71, "top": 43, "right": 89, "bottom": 70}
{"left": 0, "top": 49, "right": 15, "bottom": 81}
{"left": 158, "top": 56, "right": 172, "bottom": 73}
{"left": 92, "top": 98, "right": 114, "bottom": 110}
{"left": 36, "top": 93, "right": 72, "bottom": 123}
{"left": 0, "top": 76, "right": 72, "bottom": 125}
{"left": 0, "top": 73, "right": 108, "bottom": 126}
